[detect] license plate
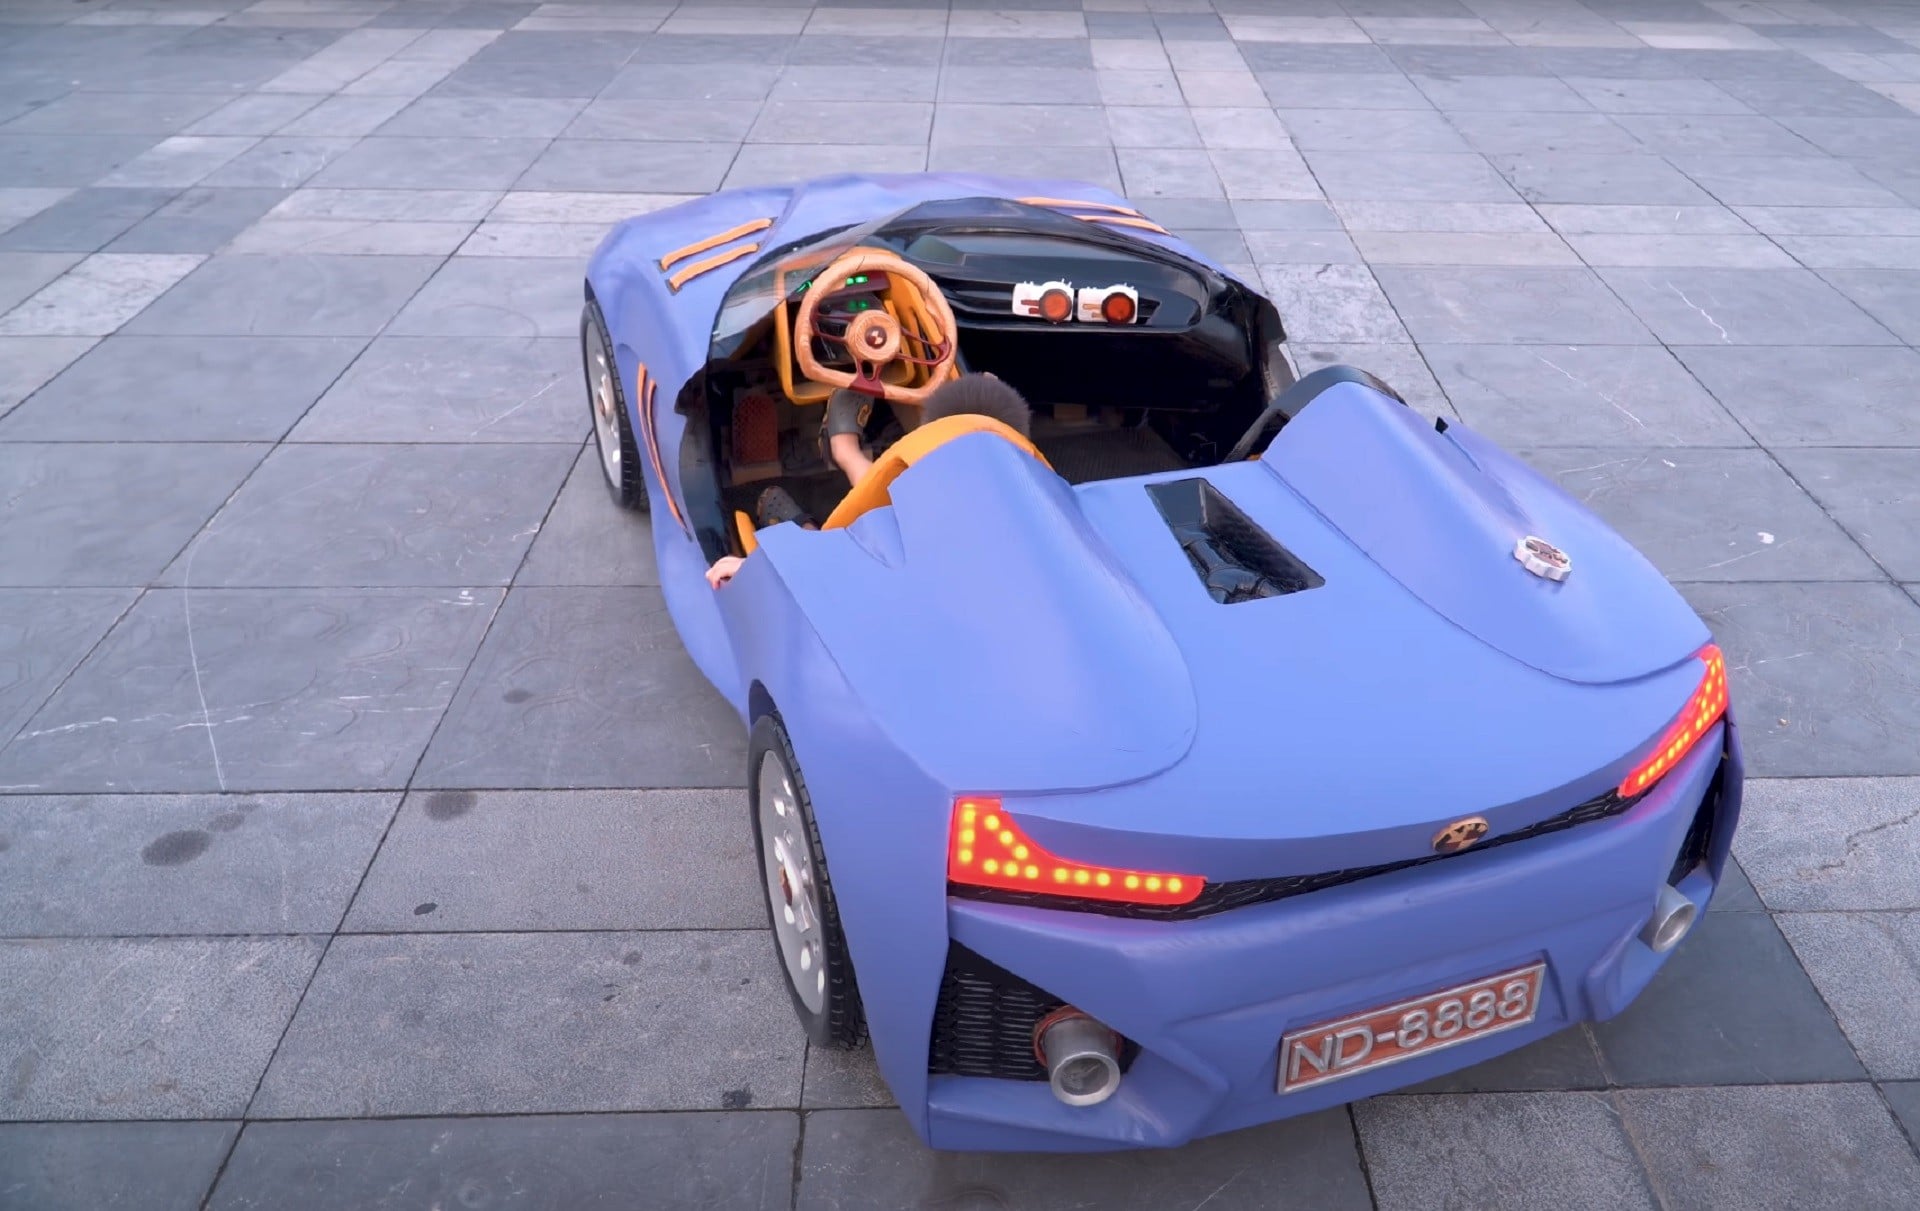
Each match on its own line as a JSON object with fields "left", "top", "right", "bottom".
{"left": 1278, "top": 962, "right": 1545, "bottom": 1094}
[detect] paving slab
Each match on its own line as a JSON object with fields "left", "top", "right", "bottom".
{"left": 516, "top": 445, "right": 661, "bottom": 586}
{"left": 1491, "top": 151, "right": 1716, "bottom": 204}
{"left": 0, "top": 252, "right": 84, "bottom": 318}
{"left": 1356, "top": 1092, "right": 1659, "bottom": 1211}
{"left": 205, "top": 1113, "right": 796, "bottom": 1211}
{"left": 0, "top": 936, "right": 323, "bottom": 1120}
{"left": 1670, "top": 153, "right": 1908, "bottom": 207}
{"left": 153, "top": 443, "right": 573, "bottom": 588}
{"left": 1598, "top": 266, "right": 1901, "bottom": 346}
{"left": 1287, "top": 341, "right": 1452, "bottom": 418}
{"left": 387, "top": 256, "right": 581, "bottom": 339}
{"left": 1374, "top": 266, "right": 1656, "bottom": 344}
{"left": 1256, "top": 263, "right": 1409, "bottom": 344}
{"left": 1673, "top": 345, "right": 1920, "bottom": 446}
{"left": 1774, "top": 449, "right": 1920, "bottom": 581}
{"left": 1776, "top": 911, "right": 1920, "bottom": 1081}
{"left": 251, "top": 930, "right": 802, "bottom": 1117}
{"left": 0, "top": 441, "right": 266, "bottom": 587}
{"left": 1619, "top": 1083, "right": 1920, "bottom": 1211}
{"left": 105, "top": 186, "right": 290, "bottom": 254}
{"left": 1681, "top": 581, "right": 1920, "bottom": 778}
{"left": 289, "top": 334, "right": 581, "bottom": 443}
{"left": 1817, "top": 269, "right": 1920, "bottom": 344}
{"left": 0, "top": 792, "right": 394, "bottom": 936}
{"left": 0, "top": 335, "right": 364, "bottom": 442}
{"left": 0, "top": 1121, "right": 237, "bottom": 1211}
{"left": 124, "top": 253, "right": 440, "bottom": 337}
{"left": 798, "top": 1106, "right": 1372, "bottom": 1211}
{"left": 0, "top": 587, "right": 500, "bottom": 793}
{"left": 1302, "top": 150, "right": 1520, "bottom": 202}
{"left": 344, "top": 788, "right": 763, "bottom": 932}
{"left": 0, "top": 589, "right": 134, "bottom": 747}
{"left": 0, "top": 335, "right": 92, "bottom": 421}
{"left": 1590, "top": 910, "right": 1865, "bottom": 1086}
{"left": 1521, "top": 447, "right": 1880, "bottom": 583}
{"left": 0, "top": 252, "right": 204, "bottom": 337}
{"left": 0, "top": 187, "right": 180, "bottom": 254}
{"left": 802, "top": 1043, "right": 894, "bottom": 1110}
{"left": 1885, "top": 1082, "right": 1920, "bottom": 1149}
{"left": 414, "top": 586, "right": 746, "bottom": 789}
{"left": 1734, "top": 777, "right": 1920, "bottom": 912}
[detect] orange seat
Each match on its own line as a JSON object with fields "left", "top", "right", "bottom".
{"left": 820, "top": 413, "right": 1051, "bottom": 531}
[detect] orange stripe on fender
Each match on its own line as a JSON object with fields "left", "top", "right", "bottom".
{"left": 1016, "top": 196, "right": 1145, "bottom": 217}
{"left": 635, "top": 363, "right": 689, "bottom": 537}
{"left": 1074, "top": 213, "right": 1171, "bottom": 235}
{"left": 657, "top": 219, "right": 773, "bottom": 271}
{"left": 666, "top": 242, "right": 761, "bottom": 292}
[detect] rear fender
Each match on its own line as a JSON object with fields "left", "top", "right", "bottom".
{"left": 714, "top": 551, "right": 952, "bottom": 1141}
{"left": 1264, "top": 381, "right": 1709, "bottom": 685}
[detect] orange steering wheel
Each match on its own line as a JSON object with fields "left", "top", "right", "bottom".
{"left": 792, "top": 248, "right": 958, "bottom": 405}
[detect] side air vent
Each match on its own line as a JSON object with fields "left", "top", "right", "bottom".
{"left": 1148, "top": 478, "right": 1324, "bottom": 604}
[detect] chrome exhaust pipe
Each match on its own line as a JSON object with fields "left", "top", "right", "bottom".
{"left": 1641, "top": 883, "right": 1698, "bottom": 953}
{"left": 1035, "top": 1009, "right": 1123, "bottom": 1107}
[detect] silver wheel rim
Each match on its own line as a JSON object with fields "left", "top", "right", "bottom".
{"left": 758, "top": 750, "right": 827, "bottom": 1015}
{"left": 588, "top": 335, "right": 622, "bottom": 488}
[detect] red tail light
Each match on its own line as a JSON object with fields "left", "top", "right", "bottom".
{"left": 1618, "top": 644, "right": 1729, "bottom": 799}
{"left": 946, "top": 798, "right": 1204, "bottom": 907}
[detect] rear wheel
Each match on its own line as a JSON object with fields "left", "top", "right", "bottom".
{"left": 749, "top": 713, "right": 867, "bottom": 1049}
{"left": 582, "top": 296, "right": 647, "bottom": 512}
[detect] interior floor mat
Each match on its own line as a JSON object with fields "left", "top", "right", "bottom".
{"left": 1036, "top": 426, "right": 1189, "bottom": 485}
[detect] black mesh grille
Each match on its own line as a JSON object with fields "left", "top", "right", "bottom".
{"left": 926, "top": 945, "right": 1142, "bottom": 1082}
{"left": 953, "top": 786, "right": 1646, "bottom": 921}
{"left": 1668, "top": 768, "right": 1721, "bottom": 886}
{"left": 927, "top": 946, "right": 1061, "bottom": 1081}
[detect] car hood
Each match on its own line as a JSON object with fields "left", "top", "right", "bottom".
{"left": 757, "top": 389, "right": 1710, "bottom": 814}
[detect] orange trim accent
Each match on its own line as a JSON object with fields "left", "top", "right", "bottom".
{"left": 1075, "top": 213, "right": 1170, "bottom": 235}
{"left": 734, "top": 511, "right": 758, "bottom": 555}
{"left": 1016, "top": 196, "right": 1144, "bottom": 217}
{"left": 657, "top": 218, "right": 773, "bottom": 271}
{"left": 821, "top": 410, "right": 1050, "bottom": 531}
{"left": 667, "top": 242, "right": 760, "bottom": 292}
{"left": 637, "top": 366, "right": 688, "bottom": 536}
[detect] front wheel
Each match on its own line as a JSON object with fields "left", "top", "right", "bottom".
{"left": 582, "top": 296, "right": 647, "bottom": 512}
{"left": 749, "top": 713, "right": 867, "bottom": 1049}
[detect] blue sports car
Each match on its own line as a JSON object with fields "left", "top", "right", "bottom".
{"left": 579, "top": 173, "right": 1742, "bottom": 1153}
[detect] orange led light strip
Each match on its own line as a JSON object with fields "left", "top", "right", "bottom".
{"left": 947, "top": 797, "right": 1203, "bottom": 907}
{"left": 1618, "top": 644, "right": 1728, "bottom": 798}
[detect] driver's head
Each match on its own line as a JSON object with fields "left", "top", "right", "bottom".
{"left": 920, "top": 373, "right": 1032, "bottom": 438}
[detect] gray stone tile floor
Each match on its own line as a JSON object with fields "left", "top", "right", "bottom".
{"left": 1, "top": 0, "right": 1919, "bottom": 1206}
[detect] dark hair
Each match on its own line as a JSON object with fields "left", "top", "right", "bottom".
{"left": 920, "top": 373, "right": 1032, "bottom": 437}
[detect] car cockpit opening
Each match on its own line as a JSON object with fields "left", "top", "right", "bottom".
{"left": 686, "top": 198, "right": 1294, "bottom": 556}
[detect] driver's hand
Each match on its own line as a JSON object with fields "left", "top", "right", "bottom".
{"left": 706, "top": 555, "right": 746, "bottom": 588}
{"left": 825, "top": 388, "right": 872, "bottom": 440}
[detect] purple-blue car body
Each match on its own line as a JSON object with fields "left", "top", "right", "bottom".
{"left": 580, "top": 173, "right": 1743, "bottom": 1153}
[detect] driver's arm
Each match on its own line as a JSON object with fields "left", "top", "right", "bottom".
{"left": 825, "top": 389, "right": 876, "bottom": 486}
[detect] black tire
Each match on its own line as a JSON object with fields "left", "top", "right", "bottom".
{"left": 748, "top": 713, "right": 868, "bottom": 1049}
{"left": 582, "top": 296, "right": 648, "bottom": 512}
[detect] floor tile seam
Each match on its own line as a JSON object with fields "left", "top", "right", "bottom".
{"left": 0, "top": 926, "right": 776, "bottom": 944}
{"left": 3, "top": 1076, "right": 1907, "bottom": 1132}
{"left": 0, "top": 780, "right": 751, "bottom": 796}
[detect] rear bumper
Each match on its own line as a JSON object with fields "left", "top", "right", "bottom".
{"left": 921, "top": 720, "right": 1742, "bottom": 1152}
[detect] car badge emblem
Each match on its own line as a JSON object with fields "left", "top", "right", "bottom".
{"left": 1514, "top": 535, "right": 1572, "bottom": 581}
{"left": 1432, "top": 816, "right": 1490, "bottom": 854}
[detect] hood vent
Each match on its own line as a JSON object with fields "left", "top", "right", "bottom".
{"left": 1149, "top": 478, "right": 1324, "bottom": 604}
